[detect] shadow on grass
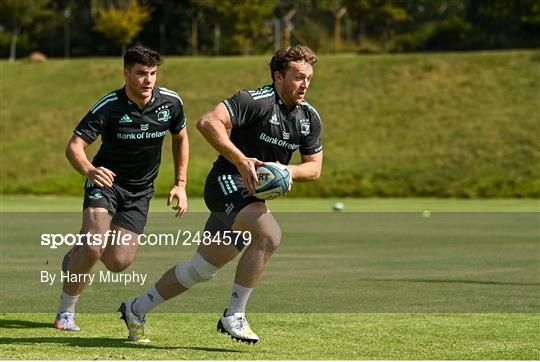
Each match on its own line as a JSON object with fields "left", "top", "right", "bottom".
{"left": 0, "top": 336, "right": 242, "bottom": 353}
{"left": 0, "top": 319, "right": 52, "bottom": 329}
{"left": 359, "top": 278, "right": 540, "bottom": 286}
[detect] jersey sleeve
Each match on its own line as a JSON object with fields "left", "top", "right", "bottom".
{"left": 169, "top": 98, "right": 187, "bottom": 134}
{"left": 222, "top": 90, "right": 266, "bottom": 128}
{"left": 300, "top": 108, "right": 323, "bottom": 155}
{"left": 73, "top": 110, "right": 106, "bottom": 143}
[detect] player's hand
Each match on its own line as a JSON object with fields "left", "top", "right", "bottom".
{"left": 168, "top": 185, "right": 188, "bottom": 218}
{"left": 235, "top": 157, "right": 264, "bottom": 194}
{"left": 87, "top": 167, "right": 116, "bottom": 187}
{"left": 273, "top": 161, "right": 293, "bottom": 192}
{"left": 287, "top": 172, "right": 293, "bottom": 192}
{"left": 284, "top": 166, "right": 293, "bottom": 192}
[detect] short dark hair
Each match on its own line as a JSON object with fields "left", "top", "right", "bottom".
{"left": 269, "top": 45, "right": 317, "bottom": 81}
{"left": 123, "top": 45, "right": 161, "bottom": 69}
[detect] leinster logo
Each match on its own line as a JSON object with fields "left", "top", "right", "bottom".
{"left": 156, "top": 105, "right": 171, "bottom": 123}
{"left": 299, "top": 119, "right": 310, "bottom": 135}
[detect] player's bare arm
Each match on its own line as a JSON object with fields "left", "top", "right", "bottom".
{"left": 287, "top": 152, "right": 323, "bottom": 182}
{"left": 65, "top": 134, "right": 115, "bottom": 187}
{"left": 196, "top": 103, "right": 263, "bottom": 194}
{"left": 168, "top": 128, "right": 189, "bottom": 217}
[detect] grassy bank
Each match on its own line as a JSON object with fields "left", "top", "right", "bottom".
{"left": 1, "top": 51, "right": 538, "bottom": 197}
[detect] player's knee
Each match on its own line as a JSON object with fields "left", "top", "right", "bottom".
{"left": 174, "top": 252, "right": 219, "bottom": 288}
{"left": 81, "top": 244, "right": 104, "bottom": 261}
{"left": 102, "top": 256, "right": 132, "bottom": 272}
{"left": 258, "top": 229, "right": 282, "bottom": 253}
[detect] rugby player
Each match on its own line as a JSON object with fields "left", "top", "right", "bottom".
{"left": 119, "top": 45, "right": 322, "bottom": 344}
{"left": 54, "top": 45, "right": 189, "bottom": 331}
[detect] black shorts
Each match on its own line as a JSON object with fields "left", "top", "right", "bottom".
{"left": 82, "top": 180, "right": 153, "bottom": 234}
{"left": 203, "top": 168, "right": 263, "bottom": 251}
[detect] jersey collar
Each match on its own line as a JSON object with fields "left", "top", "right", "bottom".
{"left": 119, "top": 86, "right": 158, "bottom": 112}
{"left": 273, "top": 84, "right": 300, "bottom": 116}
{"left": 274, "top": 90, "right": 300, "bottom": 116}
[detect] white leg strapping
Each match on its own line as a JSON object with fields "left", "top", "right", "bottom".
{"left": 174, "top": 252, "right": 219, "bottom": 288}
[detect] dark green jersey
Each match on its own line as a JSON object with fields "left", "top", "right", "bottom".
{"left": 217, "top": 84, "right": 323, "bottom": 172}
{"left": 74, "top": 86, "right": 186, "bottom": 189}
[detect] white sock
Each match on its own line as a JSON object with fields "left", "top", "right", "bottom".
{"left": 58, "top": 290, "right": 79, "bottom": 314}
{"left": 226, "top": 283, "right": 253, "bottom": 316}
{"left": 131, "top": 285, "right": 165, "bottom": 318}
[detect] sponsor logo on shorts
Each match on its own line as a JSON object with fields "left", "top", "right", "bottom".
{"left": 225, "top": 202, "right": 235, "bottom": 215}
{"left": 241, "top": 189, "right": 251, "bottom": 198}
{"left": 88, "top": 189, "right": 103, "bottom": 200}
{"left": 269, "top": 114, "right": 279, "bottom": 125}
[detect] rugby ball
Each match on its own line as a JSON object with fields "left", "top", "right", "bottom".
{"left": 252, "top": 162, "right": 291, "bottom": 200}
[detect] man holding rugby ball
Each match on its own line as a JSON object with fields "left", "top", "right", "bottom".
{"left": 120, "top": 45, "right": 323, "bottom": 344}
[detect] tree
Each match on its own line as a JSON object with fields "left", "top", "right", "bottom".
{"left": 187, "top": 0, "right": 217, "bottom": 55}
{"left": 322, "top": 0, "right": 348, "bottom": 53}
{"left": 214, "top": 0, "right": 276, "bottom": 55}
{"left": 0, "top": 0, "right": 51, "bottom": 61}
{"left": 365, "top": 0, "right": 408, "bottom": 51}
{"left": 343, "top": 0, "right": 372, "bottom": 48}
{"left": 465, "top": 0, "right": 540, "bottom": 48}
{"left": 94, "top": 0, "right": 150, "bottom": 54}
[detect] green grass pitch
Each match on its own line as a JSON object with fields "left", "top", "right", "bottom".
{"left": 1, "top": 196, "right": 539, "bottom": 359}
